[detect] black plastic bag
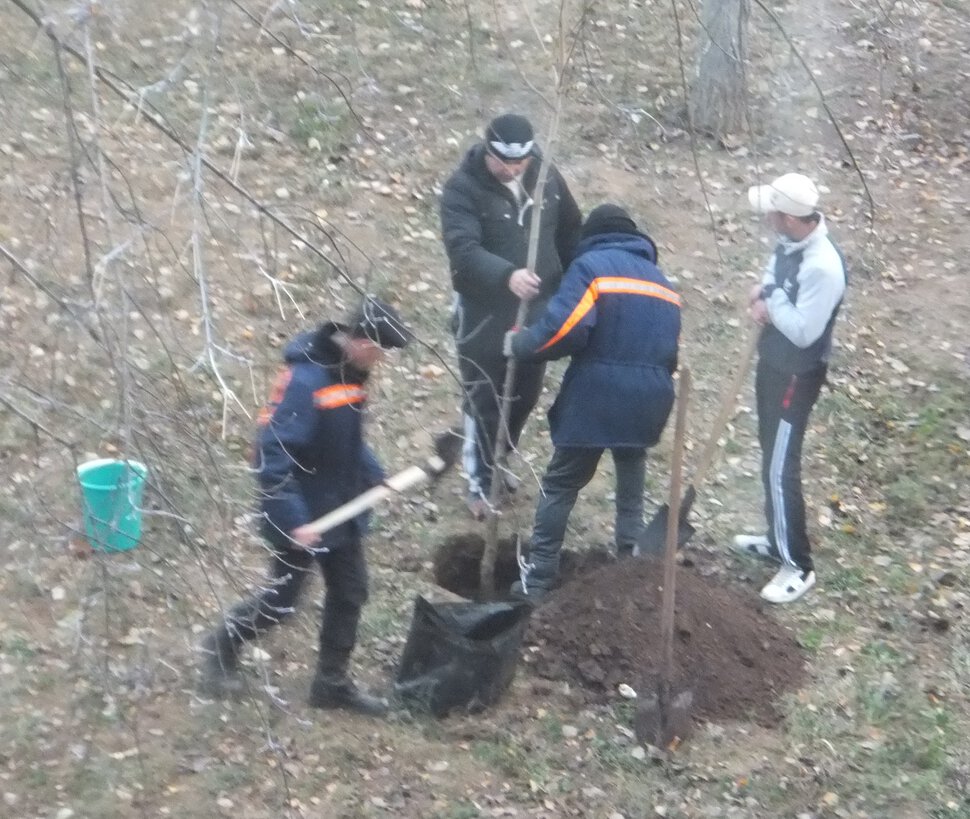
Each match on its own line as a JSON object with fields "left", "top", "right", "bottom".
{"left": 394, "top": 596, "right": 532, "bottom": 717}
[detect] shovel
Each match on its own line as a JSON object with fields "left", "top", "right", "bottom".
{"left": 637, "top": 328, "right": 758, "bottom": 554}
{"left": 635, "top": 367, "right": 693, "bottom": 749}
{"left": 301, "top": 429, "right": 462, "bottom": 538}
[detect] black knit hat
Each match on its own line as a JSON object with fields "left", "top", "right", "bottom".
{"left": 347, "top": 296, "right": 412, "bottom": 349}
{"left": 581, "top": 204, "right": 639, "bottom": 240}
{"left": 485, "top": 113, "right": 536, "bottom": 161}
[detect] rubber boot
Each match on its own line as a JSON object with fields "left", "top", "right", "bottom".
{"left": 308, "top": 649, "right": 388, "bottom": 717}
{"left": 199, "top": 625, "right": 244, "bottom": 698}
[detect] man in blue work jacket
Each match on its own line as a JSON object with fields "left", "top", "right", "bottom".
{"left": 200, "top": 296, "right": 411, "bottom": 715}
{"left": 504, "top": 204, "right": 682, "bottom": 603}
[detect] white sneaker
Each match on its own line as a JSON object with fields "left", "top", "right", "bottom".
{"left": 732, "top": 534, "right": 781, "bottom": 563}
{"left": 760, "top": 566, "right": 816, "bottom": 604}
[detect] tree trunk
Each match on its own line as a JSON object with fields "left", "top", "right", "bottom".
{"left": 689, "top": 0, "right": 749, "bottom": 139}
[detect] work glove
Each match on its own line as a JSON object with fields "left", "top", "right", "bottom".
{"left": 502, "top": 328, "right": 518, "bottom": 358}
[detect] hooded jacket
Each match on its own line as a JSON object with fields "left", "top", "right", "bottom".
{"left": 512, "top": 231, "right": 681, "bottom": 448}
{"left": 254, "top": 324, "right": 385, "bottom": 549}
{"left": 440, "top": 144, "right": 582, "bottom": 358}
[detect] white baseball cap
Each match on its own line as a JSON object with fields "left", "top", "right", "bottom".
{"left": 748, "top": 173, "right": 820, "bottom": 217}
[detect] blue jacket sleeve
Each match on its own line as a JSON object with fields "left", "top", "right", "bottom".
{"left": 360, "top": 443, "right": 386, "bottom": 489}
{"left": 257, "top": 377, "right": 315, "bottom": 535}
{"left": 512, "top": 258, "right": 595, "bottom": 361}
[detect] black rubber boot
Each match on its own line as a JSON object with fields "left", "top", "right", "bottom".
{"left": 199, "top": 625, "right": 244, "bottom": 698}
{"left": 509, "top": 579, "right": 551, "bottom": 606}
{"left": 509, "top": 552, "right": 556, "bottom": 606}
{"left": 308, "top": 650, "right": 388, "bottom": 717}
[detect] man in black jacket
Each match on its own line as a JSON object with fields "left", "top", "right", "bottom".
{"left": 199, "top": 296, "right": 411, "bottom": 715}
{"left": 440, "top": 113, "right": 582, "bottom": 519}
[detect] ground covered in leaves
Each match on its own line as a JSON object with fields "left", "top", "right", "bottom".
{"left": 1, "top": 0, "right": 970, "bottom": 817}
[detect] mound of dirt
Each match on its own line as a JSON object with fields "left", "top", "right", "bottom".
{"left": 526, "top": 557, "right": 807, "bottom": 727}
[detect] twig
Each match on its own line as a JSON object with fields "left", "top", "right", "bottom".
{"left": 668, "top": 0, "right": 726, "bottom": 268}
{"left": 0, "top": 242, "right": 101, "bottom": 342}
{"left": 750, "top": 0, "right": 876, "bottom": 230}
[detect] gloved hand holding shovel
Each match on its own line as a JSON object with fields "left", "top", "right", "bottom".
{"left": 296, "top": 429, "right": 462, "bottom": 550}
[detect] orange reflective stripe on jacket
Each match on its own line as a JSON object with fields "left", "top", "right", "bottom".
{"left": 257, "top": 367, "right": 293, "bottom": 426}
{"left": 313, "top": 383, "right": 367, "bottom": 409}
{"left": 538, "top": 276, "right": 682, "bottom": 352}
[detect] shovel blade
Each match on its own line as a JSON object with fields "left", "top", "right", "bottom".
{"left": 634, "top": 687, "right": 694, "bottom": 749}
{"left": 636, "top": 484, "right": 698, "bottom": 556}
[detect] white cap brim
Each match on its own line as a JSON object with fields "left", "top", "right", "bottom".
{"left": 748, "top": 184, "right": 774, "bottom": 214}
{"left": 747, "top": 175, "right": 819, "bottom": 217}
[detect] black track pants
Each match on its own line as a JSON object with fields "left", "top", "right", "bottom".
{"left": 755, "top": 360, "right": 826, "bottom": 573}
{"left": 458, "top": 351, "right": 545, "bottom": 497}
{"left": 225, "top": 538, "right": 369, "bottom": 655}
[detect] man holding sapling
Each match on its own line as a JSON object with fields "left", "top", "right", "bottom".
{"left": 440, "top": 113, "right": 582, "bottom": 520}
{"left": 504, "top": 204, "right": 682, "bottom": 604}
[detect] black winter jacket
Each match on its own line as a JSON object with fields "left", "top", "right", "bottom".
{"left": 254, "top": 324, "right": 385, "bottom": 549}
{"left": 440, "top": 144, "right": 582, "bottom": 359}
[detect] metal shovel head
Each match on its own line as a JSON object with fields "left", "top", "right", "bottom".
{"left": 634, "top": 686, "right": 695, "bottom": 750}
{"left": 431, "top": 428, "right": 463, "bottom": 475}
{"left": 637, "top": 484, "right": 698, "bottom": 556}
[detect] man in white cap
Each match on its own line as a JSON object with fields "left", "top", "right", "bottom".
{"left": 734, "top": 173, "right": 847, "bottom": 603}
{"left": 440, "top": 113, "right": 582, "bottom": 519}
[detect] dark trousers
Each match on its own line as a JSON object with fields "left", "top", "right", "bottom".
{"left": 226, "top": 538, "right": 368, "bottom": 660}
{"left": 458, "top": 351, "right": 545, "bottom": 497}
{"left": 527, "top": 446, "right": 646, "bottom": 586}
{"left": 755, "top": 359, "right": 826, "bottom": 573}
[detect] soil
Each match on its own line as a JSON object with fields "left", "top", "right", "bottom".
{"left": 527, "top": 557, "right": 806, "bottom": 727}
{"left": 434, "top": 535, "right": 805, "bottom": 727}
{"left": 432, "top": 532, "right": 617, "bottom": 598}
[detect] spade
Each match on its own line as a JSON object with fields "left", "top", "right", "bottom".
{"left": 637, "top": 329, "right": 757, "bottom": 555}
{"left": 635, "top": 367, "right": 693, "bottom": 749}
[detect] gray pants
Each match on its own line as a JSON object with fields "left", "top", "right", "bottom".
{"left": 526, "top": 446, "right": 646, "bottom": 588}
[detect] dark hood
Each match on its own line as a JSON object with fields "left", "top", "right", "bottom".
{"left": 574, "top": 231, "right": 658, "bottom": 263}
{"left": 283, "top": 323, "right": 370, "bottom": 383}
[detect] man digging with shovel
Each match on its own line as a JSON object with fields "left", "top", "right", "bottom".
{"left": 504, "top": 205, "right": 681, "bottom": 604}
{"left": 735, "top": 173, "right": 847, "bottom": 604}
{"left": 199, "top": 296, "right": 412, "bottom": 715}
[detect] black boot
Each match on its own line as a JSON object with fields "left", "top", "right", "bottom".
{"left": 308, "top": 649, "right": 388, "bottom": 717}
{"left": 198, "top": 625, "right": 244, "bottom": 698}
{"left": 509, "top": 554, "right": 556, "bottom": 606}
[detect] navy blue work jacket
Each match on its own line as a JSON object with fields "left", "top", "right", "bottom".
{"left": 512, "top": 232, "right": 681, "bottom": 448}
{"left": 254, "top": 325, "right": 384, "bottom": 549}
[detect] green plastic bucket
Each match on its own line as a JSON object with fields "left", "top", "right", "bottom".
{"left": 76, "top": 459, "right": 148, "bottom": 552}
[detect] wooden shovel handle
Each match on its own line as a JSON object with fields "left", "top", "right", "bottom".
{"left": 302, "top": 457, "right": 445, "bottom": 537}
{"left": 660, "top": 368, "right": 690, "bottom": 680}
{"left": 689, "top": 328, "right": 758, "bottom": 490}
